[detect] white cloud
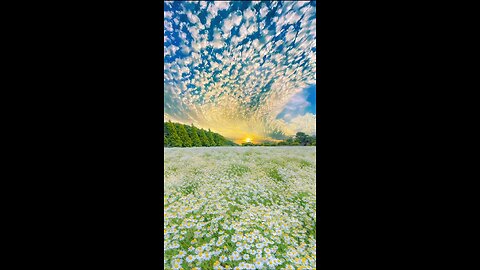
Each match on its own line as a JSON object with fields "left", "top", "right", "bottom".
{"left": 186, "top": 11, "right": 200, "bottom": 24}
{"left": 252, "top": 39, "right": 260, "bottom": 49}
{"left": 285, "top": 11, "right": 301, "bottom": 25}
{"left": 222, "top": 17, "right": 235, "bottom": 35}
{"left": 214, "top": 1, "right": 230, "bottom": 11}
{"left": 188, "top": 25, "right": 200, "bottom": 40}
{"left": 285, "top": 113, "right": 317, "bottom": 135}
{"left": 263, "top": 29, "right": 270, "bottom": 37}
{"left": 179, "top": 30, "right": 187, "bottom": 40}
{"left": 259, "top": 20, "right": 266, "bottom": 30}
{"left": 294, "top": 1, "right": 308, "bottom": 10}
{"left": 260, "top": 5, "right": 269, "bottom": 18}
{"left": 207, "top": 2, "right": 219, "bottom": 18}
{"left": 247, "top": 23, "right": 257, "bottom": 35}
{"left": 164, "top": 20, "right": 173, "bottom": 32}
{"left": 191, "top": 41, "right": 200, "bottom": 52}
{"left": 181, "top": 45, "right": 191, "bottom": 54}
{"left": 211, "top": 40, "right": 224, "bottom": 49}
{"left": 244, "top": 7, "right": 255, "bottom": 20}
{"left": 239, "top": 24, "right": 248, "bottom": 40}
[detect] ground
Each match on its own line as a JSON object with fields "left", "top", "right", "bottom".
{"left": 164, "top": 146, "right": 317, "bottom": 270}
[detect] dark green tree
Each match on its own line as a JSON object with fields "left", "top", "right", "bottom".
{"left": 295, "top": 132, "right": 309, "bottom": 146}
{"left": 176, "top": 123, "right": 192, "bottom": 147}
{"left": 188, "top": 124, "right": 202, "bottom": 147}
{"left": 165, "top": 121, "right": 182, "bottom": 147}
{"left": 164, "top": 134, "right": 169, "bottom": 147}
{"left": 207, "top": 129, "right": 216, "bottom": 146}
{"left": 213, "top": 133, "right": 226, "bottom": 146}
{"left": 198, "top": 129, "right": 210, "bottom": 146}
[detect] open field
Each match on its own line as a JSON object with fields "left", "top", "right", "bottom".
{"left": 164, "top": 147, "right": 317, "bottom": 270}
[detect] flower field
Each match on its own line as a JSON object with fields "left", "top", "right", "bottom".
{"left": 164, "top": 147, "right": 317, "bottom": 270}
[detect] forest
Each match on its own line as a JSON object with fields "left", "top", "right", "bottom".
{"left": 164, "top": 121, "right": 237, "bottom": 147}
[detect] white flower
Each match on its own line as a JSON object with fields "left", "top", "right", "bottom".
{"left": 186, "top": 255, "right": 195, "bottom": 263}
{"left": 254, "top": 260, "right": 264, "bottom": 269}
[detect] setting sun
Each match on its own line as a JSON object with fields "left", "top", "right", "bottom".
{"left": 245, "top": 138, "right": 252, "bottom": 143}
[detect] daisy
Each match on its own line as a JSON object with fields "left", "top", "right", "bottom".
{"left": 186, "top": 255, "right": 195, "bottom": 263}
{"left": 177, "top": 250, "right": 186, "bottom": 258}
{"left": 254, "top": 260, "right": 264, "bottom": 269}
{"left": 266, "top": 259, "right": 275, "bottom": 268}
{"left": 172, "top": 262, "right": 181, "bottom": 270}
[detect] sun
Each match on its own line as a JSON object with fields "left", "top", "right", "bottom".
{"left": 245, "top": 138, "right": 252, "bottom": 143}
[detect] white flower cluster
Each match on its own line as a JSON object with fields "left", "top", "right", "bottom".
{"left": 164, "top": 147, "right": 317, "bottom": 269}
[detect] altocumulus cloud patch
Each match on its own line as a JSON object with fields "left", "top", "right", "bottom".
{"left": 164, "top": 1, "right": 316, "bottom": 143}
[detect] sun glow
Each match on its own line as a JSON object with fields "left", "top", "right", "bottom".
{"left": 245, "top": 138, "right": 252, "bottom": 143}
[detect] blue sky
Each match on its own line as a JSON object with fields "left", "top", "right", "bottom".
{"left": 164, "top": 1, "right": 316, "bottom": 143}
{"left": 277, "top": 84, "right": 316, "bottom": 121}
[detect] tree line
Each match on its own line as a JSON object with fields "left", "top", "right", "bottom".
{"left": 164, "top": 121, "right": 237, "bottom": 147}
{"left": 242, "top": 132, "right": 316, "bottom": 146}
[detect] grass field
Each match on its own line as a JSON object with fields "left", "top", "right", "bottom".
{"left": 164, "top": 147, "right": 317, "bottom": 270}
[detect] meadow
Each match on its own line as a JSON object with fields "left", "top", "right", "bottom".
{"left": 164, "top": 147, "right": 317, "bottom": 270}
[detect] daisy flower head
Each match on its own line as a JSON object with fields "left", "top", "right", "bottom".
{"left": 177, "top": 250, "right": 186, "bottom": 258}
{"left": 266, "top": 259, "right": 275, "bottom": 268}
{"left": 186, "top": 255, "right": 195, "bottom": 263}
{"left": 254, "top": 260, "right": 264, "bottom": 269}
{"left": 172, "top": 262, "right": 181, "bottom": 270}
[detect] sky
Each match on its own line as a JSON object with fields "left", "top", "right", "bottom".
{"left": 164, "top": 1, "right": 316, "bottom": 144}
